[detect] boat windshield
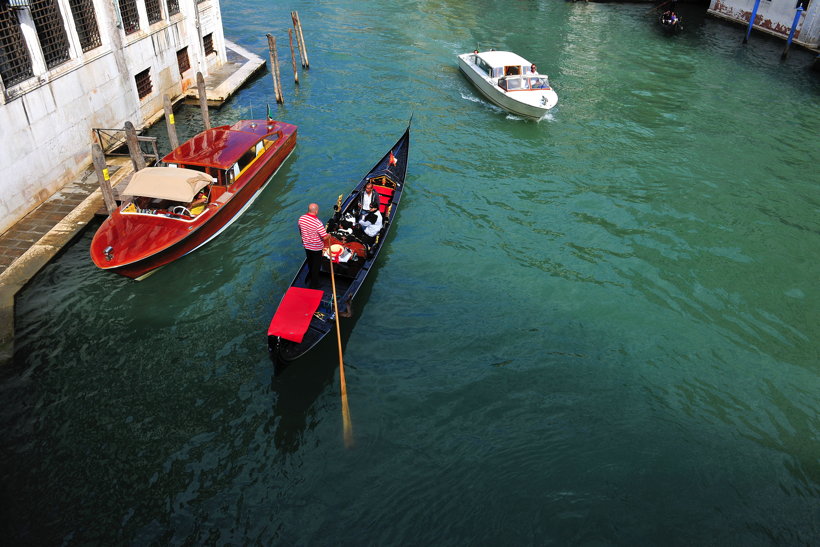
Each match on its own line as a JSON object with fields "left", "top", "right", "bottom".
{"left": 499, "top": 77, "right": 529, "bottom": 91}
{"left": 529, "top": 76, "right": 550, "bottom": 89}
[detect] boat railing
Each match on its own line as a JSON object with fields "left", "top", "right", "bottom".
{"left": 93, "top": 127, "right": 160, "bottom": 165}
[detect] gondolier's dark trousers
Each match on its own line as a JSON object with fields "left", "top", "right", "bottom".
{"left": 305, "top": 248, "right": 322, "bottom": 289}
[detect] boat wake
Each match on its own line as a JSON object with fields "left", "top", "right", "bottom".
{"left": 459, "top": 91, "right": 484, "bottom": 104}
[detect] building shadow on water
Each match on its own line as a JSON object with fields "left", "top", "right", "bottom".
{"left": 267, "top": 277, "right": 375, "bottom": 453}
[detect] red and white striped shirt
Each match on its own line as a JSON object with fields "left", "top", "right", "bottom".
{"left": 298, "top": 213, "right": 327, "bottom": 251}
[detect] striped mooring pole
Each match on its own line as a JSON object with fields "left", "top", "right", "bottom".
{"left": 743, "top": 0, "right": 762, "bottom": 44}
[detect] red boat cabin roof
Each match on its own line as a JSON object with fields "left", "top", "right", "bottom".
{"left": 162, "top": 121, "right": 283, "bottom": 170}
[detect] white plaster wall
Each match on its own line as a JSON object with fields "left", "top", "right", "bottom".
{"left": 709, "top": 0, "right": 820, "bottom": 47}
{"left": 0, "top": 0, "right": 228, "bottom": 235}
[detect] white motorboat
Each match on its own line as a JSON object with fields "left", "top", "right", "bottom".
{"left": 457, "top": 50, "right": 558, "bottom": 119}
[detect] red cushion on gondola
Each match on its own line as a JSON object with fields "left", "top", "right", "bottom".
{"left": 373, "top": 185, "right": 393, "bottom": 197}
{"left": 268, "top": 287, "right": 324, "bottom": 343}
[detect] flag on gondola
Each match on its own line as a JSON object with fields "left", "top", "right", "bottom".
{"left": 266, "top": 104, "right": 273, "bottom": 123}
{"left": 389, "top": 151, "right": 397, "bottom": 167}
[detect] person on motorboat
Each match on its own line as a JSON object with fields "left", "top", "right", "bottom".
{"left": 189, "top": 190, "right": 208, "bottom": 216}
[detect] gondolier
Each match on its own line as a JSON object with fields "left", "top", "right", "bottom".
{"left": 298, "top": 203, "right": 330, "bottom": 289}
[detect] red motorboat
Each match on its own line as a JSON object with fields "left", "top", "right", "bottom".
{"left": 90, "top": 119, "right": 297, "bottom": 279}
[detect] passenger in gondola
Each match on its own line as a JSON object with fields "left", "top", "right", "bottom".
{"left": 358, "top": 181, "right": 380, "bottom": 217}
{"left": 358, "top": 210, "right": 383, "bottom": 244}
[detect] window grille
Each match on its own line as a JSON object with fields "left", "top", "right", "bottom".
{"left": 68, "top": 0, "right": 101, "bottom": 52}
{"left": 30, "top": 0, "right": 71, "bottom": 69}
{"left": 176, "top": 46, "right": 190, "bottom": 76}
{"left": 203, "top": 32, "right": 214, "bottom": 55}
{"left": 145, "top": 0, "right": 162, "bottom": 24}
{"left": 0, "top": 3, "right": 34, "bottom": 87}
{"left": 167, "top": 0, "right": 179, "bottom": 16}
{"left": 118, "top": 0, "right": 139, "bottom": 35}
{"left": 135, "top": 67, "right": 152, "bottom": 99}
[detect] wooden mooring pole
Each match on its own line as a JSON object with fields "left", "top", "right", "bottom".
{"left": 288, "top": 28, "right": 299, "bottom": 85}
{"left": 196, "top": 72, "right": 211, "bottom": 130}
{"left": 163, "top": 94, "right": 179, "bottom": 150}
{"left": 92, "top": 143, "right": 117, "bottom": 215}
{"left": 124, "top": 121, "right": 146, "bottom": 172}
{"left": 267, "top": 33, "right": 284, "bottom": 103}
{"left": 291, "top": 11, "right": 309, "bottom": 69}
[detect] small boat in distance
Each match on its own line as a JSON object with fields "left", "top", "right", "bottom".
{"left": 457, "top": 50, "right": 558, "bottom": 119}
{"left": 267, "top": 124, "right": 410, "bottom": 363}
{"left": 90, "top": 119, "right": 297, "bottom": 279}
{"left": 659, "top": 10, "right": 683, "bottom": 33}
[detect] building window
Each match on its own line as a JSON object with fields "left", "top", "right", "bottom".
{"left": 30, "top": 0, "right": 71, "bottom": 69}
{"left": 145, "top": 0, "right": 162, "bottom": 24}
{"left": 176, "top": 46, "right": 190, "bottom": 76}
{"left": 0, "top": 4, "right": 34, "bottom": 87}
{"left": 135, "top": 67, "right": 152, "bottom": 99}
{"left": 118, "top": 0, "right": 139, "bottom": 34}
{"left": 203, "top": 32, "right": 214, "bottom": 55}
{"left": 167, "top": 0, "right": 180, "bottom": 16}
{"left": 68, "top": 0, "right": 101, "bottom": 52}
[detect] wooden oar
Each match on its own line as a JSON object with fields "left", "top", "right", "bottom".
{"left": 645, "top": 0, "right": 672, "bottom": 14}
{"left": 328, "top": 249, "right": 353, "bottom": 448}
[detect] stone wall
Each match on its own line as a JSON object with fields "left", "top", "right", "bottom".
{"left": 0, "top": 0, "right": 227, "bottom": 236}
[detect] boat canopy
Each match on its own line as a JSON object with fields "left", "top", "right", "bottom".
{"left": 477, "top": 51, "right": 530, "bottom": 70}
{"left": 122, "top": 167, "right": 212, "bottom": 201}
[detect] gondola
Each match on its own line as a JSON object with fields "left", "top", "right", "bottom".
{"left": 658, "top": 11, "right": 683, "bottom": 33}
{"left": 267, "top": 123, "right": 410, "bottom": 363}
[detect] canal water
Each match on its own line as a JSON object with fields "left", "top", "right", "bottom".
{"left": 2, "top": 1, "right": 818, "bottom": 544}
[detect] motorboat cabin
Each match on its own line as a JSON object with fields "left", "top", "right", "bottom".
{"left": 457, "top": 50, "right": 558, "bottom": 119}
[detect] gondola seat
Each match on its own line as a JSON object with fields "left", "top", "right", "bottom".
{"left": 372, "top": 184, "right": 394, "bottom": 213}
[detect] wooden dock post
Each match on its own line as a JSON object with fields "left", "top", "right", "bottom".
{"left": 196, "top": 72, "right": 211, "bottom": 130}
{"left": 163, "top": 94, "right": 179, "bottom": 150}
{"left": 124, "top": 121, "right": 146, "bottom": 172}
{"left": 288, "top": 28, "right": 299, "bottom": 85}
{"left": 92, "top": 143, "right": 117, "bottom": 215}
{"left": 291, "top": 11, "right": 309, "bottom": 69}
{"left": 267, "top": 33, "right": 284, "bottom": 104}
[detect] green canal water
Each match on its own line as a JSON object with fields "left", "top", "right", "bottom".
{"left": 2, "top": 1, "right": 819, "bottom": 544}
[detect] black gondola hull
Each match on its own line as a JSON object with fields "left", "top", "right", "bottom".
{"left": 268, "top": 125, "right": 411, "bottom": 362}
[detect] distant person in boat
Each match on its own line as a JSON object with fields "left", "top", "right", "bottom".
{"left": 530, "top": 64, "right": 537, "bottom": 74}
{"left": 298, "top": 203, "right": 330, "bottom": 290}
{"left": 358, "top": 181, "right": 381, "bottom": 216}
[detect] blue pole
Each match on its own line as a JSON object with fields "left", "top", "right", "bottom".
{"left": 743, "top": 0, "right": 762, "bottom": 44}
{"left": 782, "top": 6, "right": 804, "bottom": 59}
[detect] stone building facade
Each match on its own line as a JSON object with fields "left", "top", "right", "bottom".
{"left": 0, "top": 0, "right": 227, "bottom": 235}
{"left": 709, "top": 0, "right": 820, "bottom": 47}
